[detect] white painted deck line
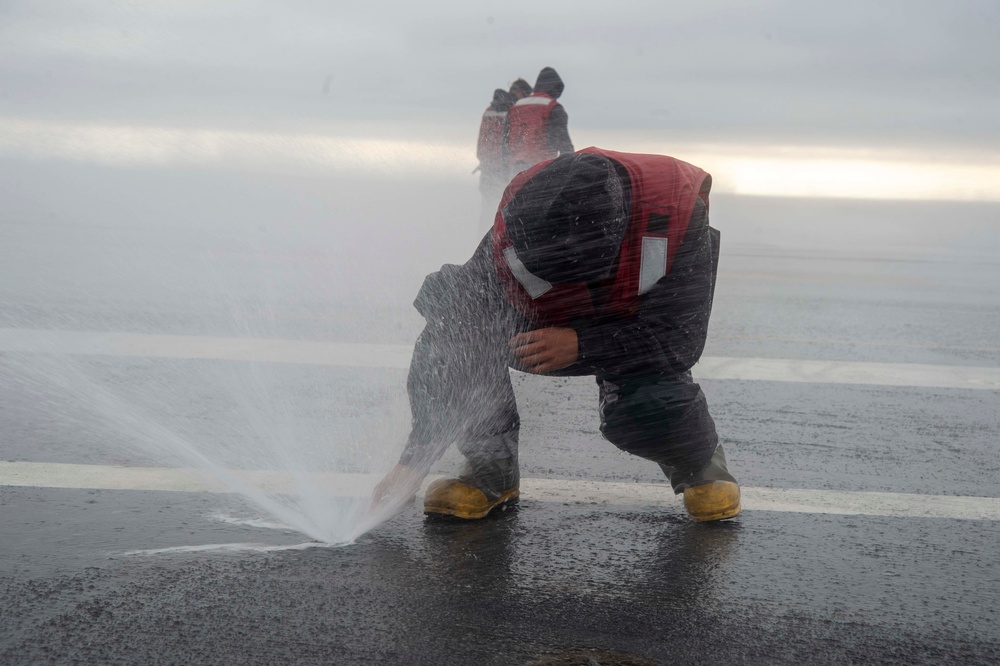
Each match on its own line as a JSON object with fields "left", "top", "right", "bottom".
{"left": 1, "top": 328, "right": 998, "bottom": 390}
{"left": 693, "top": 356, "right": 1000, "bottom": 390}
{"left": 0, "top": 328, "right": 414, "bottom": 370}
{"left": 3, "top": 461, "right": 999, "bottom": 522}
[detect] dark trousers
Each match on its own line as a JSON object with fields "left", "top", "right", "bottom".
{"left": 398, "top": 236, "right": 730, "bottom": 494}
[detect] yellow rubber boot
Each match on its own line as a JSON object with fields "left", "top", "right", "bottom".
{"left": 423, "top": 478, "right": 520, "bottom": 520}
{"left": 683, "top": 480, "right": 741, "bottom": 522}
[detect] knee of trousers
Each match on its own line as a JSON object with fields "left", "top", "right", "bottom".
{"left": 599, "top": 378, "right": 718, "bottom": 473}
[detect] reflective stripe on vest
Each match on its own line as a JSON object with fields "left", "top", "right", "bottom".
{"left": 482, "top": 110, "right": 507, "bottom": 118}
{"left": 514, "top": 96, "right": 555, "bottom": 106}
{"left": 505, "top": 239, "right": 667, "bottom": 300}
{"left": 503, "top": 246, "right": 552, "bottom": 298}
{"left": 638, "top": 237, "right": 668, "bottom": 295}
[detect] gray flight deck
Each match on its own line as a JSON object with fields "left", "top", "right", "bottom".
{"left": 1, "top": 166, "right": 998, "bottom": 664}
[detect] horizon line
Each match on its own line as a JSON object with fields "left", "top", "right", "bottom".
{"left": 3, "top": 116, "right": 1000, "bottom": 203}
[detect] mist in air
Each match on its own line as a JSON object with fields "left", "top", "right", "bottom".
{"left": 1, "top": 1, "right": 999, "bottom": 543}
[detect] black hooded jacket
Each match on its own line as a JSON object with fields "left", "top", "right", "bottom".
{"left": 503, "top": 67, "right": 574, "bottom": 160}
{"left": 489, "top": 88, "right": 515, "bottom": 113}
{"left": 501, "top": 152, "right": 719, "bottom": 379}
{"left": 532, "top": 67, "right": 574, "bottom": 157}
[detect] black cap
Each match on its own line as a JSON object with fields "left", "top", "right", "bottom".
{"left": 504, "top": 153, "right": 628, "bottom": 284}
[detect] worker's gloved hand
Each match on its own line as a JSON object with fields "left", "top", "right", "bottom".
{"left": 369, "top": 463, "right": 425, "bottom": 516}
{"left": 510, "top": 327, "right": 579, "bottom": 374}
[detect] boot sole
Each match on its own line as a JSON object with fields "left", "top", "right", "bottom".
{"left": 689, "top": 505, "right": 742, "bottom": 522}
{"left": 424, "top": 488, "right": 520, "bottom": 520}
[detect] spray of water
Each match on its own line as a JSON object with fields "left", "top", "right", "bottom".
{"left": 3, "top": 339, "right": 414, "bottom": 545}
{"left": 0, "top": 157, "right": 482, "bottom": 548}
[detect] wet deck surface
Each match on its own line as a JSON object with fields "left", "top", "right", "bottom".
{"left": 2, "top": 486, "right": 998, "bottom": 664}
{"left": 1, "top": 168, "right": 999, "bottom": 664}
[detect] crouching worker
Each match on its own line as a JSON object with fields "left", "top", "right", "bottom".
{"left": 372, "top": 148, "right": 740, "bottom": 522}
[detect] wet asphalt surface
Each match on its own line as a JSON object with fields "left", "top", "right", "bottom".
{"left": 3, "top": 488, "right": 999, "bottom": 665}
{"left": 2, "top": 163, "right": 1000, "bottom": 664}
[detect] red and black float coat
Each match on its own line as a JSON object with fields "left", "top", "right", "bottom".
{"left": 505, "top": 93, "right": 559, "bottom": 167}
{"left": 493, "top": 147, "right": 711, "bottom": 327}
{"left": 476, "top": 106, "right": 508, "bottom": 174}
{"left": 492, "top": 147, "right": 718, "bottom": 378}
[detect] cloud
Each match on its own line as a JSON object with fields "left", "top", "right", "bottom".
{"left": 0, "top": 1, "right": 997, "bottom": 152}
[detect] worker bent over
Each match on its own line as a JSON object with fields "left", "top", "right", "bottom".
{"left": 374, "top": 148, "right": 740, "bottom": 522}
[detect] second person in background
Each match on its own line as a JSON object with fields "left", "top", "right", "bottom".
{"left": 505, "top": 67, "right": 574, "bottom": 177}
{"left": 477, "top": 78, "right": 533, "bottom": 230}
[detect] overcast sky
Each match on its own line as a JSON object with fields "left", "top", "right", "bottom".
{"left": 1, "top": 0, "right": 998, "bottom": 199}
